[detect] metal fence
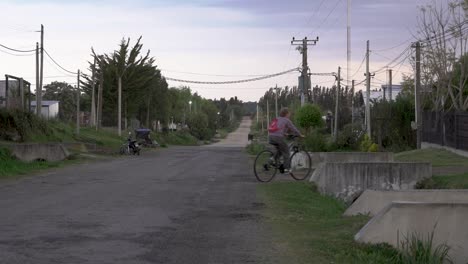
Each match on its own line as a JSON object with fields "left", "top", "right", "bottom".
{"left": 423, "top": 111, "right": 468, "bottom": 151}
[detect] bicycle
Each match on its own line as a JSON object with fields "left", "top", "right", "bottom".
{"left": 253, "top": 135, "right": 312, "bottom": 182}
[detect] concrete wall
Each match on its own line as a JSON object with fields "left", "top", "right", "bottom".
{"left": 9, "top": 143, "right": 70, "bottom": 162}
{"left": 310, "top": 162, "right": 431, "bottom": 203}
{"left": 355, "top": 202, "right": 468, "bottom": 264}
{"left": 345, "top": 189, "right": 468, "bottom": 216}
{"left": 308, "top": 152, "right": 394, "bottom": 168}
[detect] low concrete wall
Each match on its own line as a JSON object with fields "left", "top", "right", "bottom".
{"left": 309, "top": 152, "right": 394, "bottom": 168}
{"left": 355, "top": 202, "right": 468, "bottom": 264}
{"left": 9, "top": 143, "right": 70, "bottom": 162}
{"left": 310, "top": 162, "right": 431, "bottom": 203}
{"left": 345, "top": 189, "right": 468, "bottom": 216}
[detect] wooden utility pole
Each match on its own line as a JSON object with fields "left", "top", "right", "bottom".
{"left": 291, "top": 36, "right": 319, "bottom": 106}
{"left": 275, "top": 84, "right": 279, "bottom": 117}
{"left": 38, "top": 24, "right": 44, "bottom": 115}
{"left": 97, "top": 56, "right": 104, "bottom": 130}
{"left": 118, "top": 76, "right": 122, "bottom": 136}
{"left": 35, "top": 42, "right": 40, "bottom": 116}
{"left": 266, "top": 99, "right": 270, "bottom": 128}
{"left": 365, "top": 40, "right": 372, "bottom": 138}
{"left": 414, "top": 41, "right": 422, "bottom": 149}
{"left": 351, "top": 80, "right": 355, "bottom": 125}
{"left": 76, "top": 70, "right": 80, "bottom": 135}
{"left": 256, "top": 103, "right": 259, "bottom": 124}
{"left": 334, "top": 67, "right": 341, "bottom": 141}
{"left": 389, "top": 69, "right": 393, "bottom": 102}
{"left": 90, "top": 57, "right": 96, "bottom": 126}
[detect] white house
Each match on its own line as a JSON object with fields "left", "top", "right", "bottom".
{"left": 362, "top": 85, "right": 402, "bottom": 105}
{"left": 31, "top": 101, "right": 59, "bottom": 119}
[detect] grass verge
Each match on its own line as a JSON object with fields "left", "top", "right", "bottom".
{"left": 258, "top": 182, "right": 400, "bottom": 264}
{"left": 395, "top": 148, "right": 468, "bottom": 167}
{"left": 0, "top": 148, "right": 78, "bottom": 180}
{"left": 416, "top": 172, "right": 468, "bottom": 189}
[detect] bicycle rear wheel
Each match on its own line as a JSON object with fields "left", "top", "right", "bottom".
{"left": 253, "top": 150, "right": 277, "bottom": 182}
{"left": 289, "top": 150, "right": 312, "bottom": 180}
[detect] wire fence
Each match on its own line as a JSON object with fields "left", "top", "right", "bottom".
{"left": 423, "top": 111, "right": 468, "bottom": 151}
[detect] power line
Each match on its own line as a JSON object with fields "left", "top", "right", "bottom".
{"left": 43, "top": 49, "right": 77, "bottom": 75}
{"left": 350, "top": 52, "right": 366, "bottom": 79}
{"left": 312, "top": 0, "right": 344, "bottom": 33}
{"left": 0, "top": 43, "right": 35, "bottom": 53}
{"left": 160, "top": 69, "right": 275, "bottom": 77}
{"left": 0, "top": 49, "right": 35, "bottom": 57}
{"left": 372, "top": 37, "right": 414, "bottom": 52}
{"left": 165, "top": 67, "right": 300, "bottom": 85}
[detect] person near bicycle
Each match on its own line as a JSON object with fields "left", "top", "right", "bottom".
{"left": 268, "top": 107, "right": 304, "bottom": 173}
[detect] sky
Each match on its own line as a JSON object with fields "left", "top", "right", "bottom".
{"left": 0, "top": 0, "right": 441, "bottom": 102}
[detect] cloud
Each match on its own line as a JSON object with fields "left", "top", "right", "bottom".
{"left": 0, "top": 0, "right": 438, "bottom": 101}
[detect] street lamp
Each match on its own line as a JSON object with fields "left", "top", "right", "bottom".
{"left": 189, "top": 101, "right": 192, "bottom": 113}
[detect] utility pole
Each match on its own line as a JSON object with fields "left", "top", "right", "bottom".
{"left": 413, "top": 41, "right": 422, "bottom": 149}
{"left": 388, "top": 69, "right": 393, "bottom": 102}
{"left": 351, "top": 80, "right": 355, "bottom": 125}
{"left": 266, "top": 99, "right": 270, "bottom": 128}
{"left": 274, "top": 84, "right": 279, "bottom": 117}
{"left": 35, "top": 42, "right": 40, "bottom": 116}
{"left": 291, "top": 36, "right": 319, "bottom": 106}
{"left": 39, "top": 24, "right": 44, "bottom": 116}
{"left": 365, "top": 40, "right": 374, "bottom": 138}
{"left": 118, "top": 76, "right": 122, "bottom": 136}
{"left": 90, "top": 57, "right": 96, "bottom": 126}
{"left": 97, "top": 56, "right": 104, "bottom": 130}
{"left": 256, "top": 103, "right": 259, "bottom": 124}
{"left": 347, "top": 0, "right": 352, "bottom": 98}
{"left": 334, "top": 67, "right": 341, "bottom": 141}
{"left": 76, "top": 70, "right": 80, "bottom": 135}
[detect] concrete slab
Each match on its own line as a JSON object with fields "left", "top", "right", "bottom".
{"left": 355, "top": 202, "right": 468, "bottom": 264}
{"left": 345, "top": 189, "right": 468, "bottom": 216}
{"left": 310, "top": 162, "right": 431, "bottom": 203}
{"left": 9, "top": 143, "right": 70, "bottom": 162}
{"left": 309, "top": 152, "right": 394, "bottom": 168}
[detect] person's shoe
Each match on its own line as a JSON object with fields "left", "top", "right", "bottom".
{"left": 283, "top": 169, "right": 291, "bottom": 174}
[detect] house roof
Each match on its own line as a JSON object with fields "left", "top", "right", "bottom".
{"left": 31, "top": 100, "right": 59, "bottom": 106}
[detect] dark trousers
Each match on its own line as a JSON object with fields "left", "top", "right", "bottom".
{"left": 269, "top": 136, "right": 290, "bottom": 169}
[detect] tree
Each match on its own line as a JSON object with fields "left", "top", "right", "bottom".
{"left": 417, "top": 1, "right": 468, "bottom": 111}
{"left": 295, "top": 104, "right": 324, "bottom": 134}
{"left": 43, "top": 81, "right": 76, "bottom": 121}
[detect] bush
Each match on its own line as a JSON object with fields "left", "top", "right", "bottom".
{"left": 0, "top": 109, "right": 54, "bottom": 142}
{"left": 360, "top": 134, "right": 373, "bottom": 152}
{"left": 336, "top": 123, "right": 365, "bottom": 150}
{"left": 304, "top": 130, "right": 327, "bottom": 152}
{"left": 368, "top": 143, "right": 379, "bottom": 152}
{"left": 187, "top": 112, "right": 213, "bottom": 140}
{"left": 246, "top": 142, "right": 265, "bottom": 155}
{"left": 295, "top": 104, "right": 324, "bottom": 133}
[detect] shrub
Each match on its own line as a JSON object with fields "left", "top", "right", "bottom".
{"left": 187, "top": 112, "right": 213, "bottom": 140}
{"left": 295, "top": 104, "right": 324, "bottom": 133}
{"left": 336, "top": 123, "right": 365, "bottom": 150}
{"left": 304, "top": 130, "right": 327, "bottom": 152}
{"left": 360, "top": 134, "right": 373, "bottom": 152}
{"left": 246, "top": 142, "right": 265, "bottom": 155}
{"left": 368, "top": 143, "right": 379, "bottom": 152}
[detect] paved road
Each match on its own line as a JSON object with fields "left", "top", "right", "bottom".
{"left": 0, "top": 119, "right": 278, "bottom": 264}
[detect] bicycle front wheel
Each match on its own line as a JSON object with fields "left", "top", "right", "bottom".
{"left": 289, "top": 150, "right": 312, "bottom": 180}
{"left": 253, "top": 150, "right": 277, "bottom": 182}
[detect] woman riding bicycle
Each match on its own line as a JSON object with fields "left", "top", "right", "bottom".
{"left": 268, "top": 108, "right": 304, "bottom": 173}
